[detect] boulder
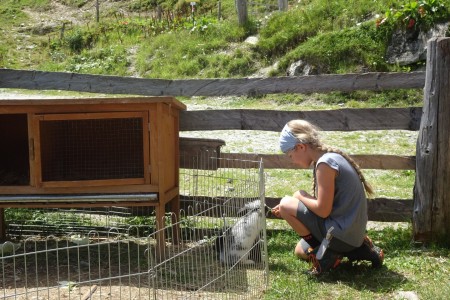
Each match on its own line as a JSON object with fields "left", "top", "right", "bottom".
{"left": 386, "top": 22, "right": 449, "bottom": 66}
{"left": 287, "top": 60, "right": 318, "bottom": 76}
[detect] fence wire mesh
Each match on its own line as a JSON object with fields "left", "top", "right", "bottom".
{"left": 1, "top": 151, "right": 268, "bottom": 299}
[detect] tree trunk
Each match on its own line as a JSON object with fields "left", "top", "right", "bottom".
{"left": 413, "top": 37, "right": 450, "bottom": 243}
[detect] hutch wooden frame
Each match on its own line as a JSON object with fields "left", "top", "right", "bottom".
{"left": 0, "top": 96, "right": 186, "bottom": 250}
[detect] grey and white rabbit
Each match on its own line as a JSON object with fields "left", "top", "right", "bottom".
{"left": 215, "top": 200, "right": 265, "bottom": 265}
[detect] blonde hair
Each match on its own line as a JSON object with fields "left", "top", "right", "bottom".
{"left": 286, "top": 120, "right": 374, "bottom": 198}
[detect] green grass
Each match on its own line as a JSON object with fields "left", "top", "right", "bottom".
{"left": 265, "top": 226, "right": 450, "bottom": 299}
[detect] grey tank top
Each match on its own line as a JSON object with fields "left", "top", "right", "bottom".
{"left": 316, "top": 152, "right": 368, "bottom": 247}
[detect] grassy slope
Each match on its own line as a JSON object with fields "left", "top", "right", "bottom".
{"left": 2, "top": 0, "right": 448, "bottom": 79}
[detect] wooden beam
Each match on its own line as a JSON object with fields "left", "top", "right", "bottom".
{"left": 0, "top": 69, "right": 425, "bottom": 97}
{"left": 180, "top": 107, "right": 422, "bottom": 131}
{"left": 265, "top": 197, "right": 413, "bottom": 222}
{"left": 219, "top": 153, "right": 416, "bottom": 170}
{"left": 177, "top": 137, "right": 416, "bottom": 170}
{"left": 179, "top": 196, "right": 413, "bottom": 222}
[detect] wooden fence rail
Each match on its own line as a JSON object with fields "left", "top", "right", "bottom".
{"left": 180, "top": 107, "right": 423, "bottom": 131}
{"left": 0, "top": 68, "right": 425, "bottom": 223}
{"left": 0, "top": 69, "right": 425, "bottom": 96}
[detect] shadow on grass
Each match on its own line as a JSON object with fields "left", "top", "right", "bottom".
{"left": 309, "top": 261, "right": 407, "bottom": 293}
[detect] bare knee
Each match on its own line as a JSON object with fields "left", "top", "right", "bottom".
{"left": 278, "top": 196, "right": 298, "bottom": 216}
{"left": 278, "top": 195, "right": 292, "bottom": 207}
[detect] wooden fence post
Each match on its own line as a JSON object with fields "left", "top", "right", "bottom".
{"left": 278, "top": 0, "right": 288, "bottom": 11}
{"left": 413, "top": 37, "right": 450, "bottom": 243}
{"left": 236, "top": 0, "right": 248, "bottom": 26}
{"left": 96, "top": 0, "right": 100, "bottom": 23}
{"left": 218, "top": 0, "right": 222, "bottom": 20}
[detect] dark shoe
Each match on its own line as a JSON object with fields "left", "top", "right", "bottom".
{"left": 365, "top": 236, "right": 384, "bottom": 268}
{"left": 346, "top": 236, "right": 384, "bottom": 268}
{"left": 307, "top": 247, "right": 342, "bottom": 275}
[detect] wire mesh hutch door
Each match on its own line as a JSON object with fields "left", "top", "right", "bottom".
{"left": 32, "top": 112, "right": 150, "bottom": 187}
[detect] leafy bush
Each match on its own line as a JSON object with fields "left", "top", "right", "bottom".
{"left": 64, "top": 29, "right": 96, "bottom": 53}
{"left": 377, "top": 0, "right": 450, "bottom": 31}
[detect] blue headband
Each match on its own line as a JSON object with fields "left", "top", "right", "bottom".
{"left": 279, "top": 124, "right": 299, "bottom": 153}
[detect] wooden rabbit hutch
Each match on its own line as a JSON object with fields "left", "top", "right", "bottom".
{"left": 0, "top": 96, "right": 186, "bottom": 250}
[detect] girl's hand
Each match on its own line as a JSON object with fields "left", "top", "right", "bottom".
{"left": 272, "top": 195, "right": 292, "bottom": 218}
{"left": 271, "top": 204, "right": 281, "bottom": 218}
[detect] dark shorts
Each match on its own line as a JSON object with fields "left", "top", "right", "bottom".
{"left": 296, "top": 201, "right": 356, "bottom": 253}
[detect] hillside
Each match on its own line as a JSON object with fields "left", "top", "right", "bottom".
{"left": 0, "top": 0, "right": 449, "bottom": 109}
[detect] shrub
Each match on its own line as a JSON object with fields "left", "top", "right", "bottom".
{"left": 377, "top": 0, "right": 450, "bottom": 31}
{"left": 65, "top": 30, "right": 86, "bottom": 53}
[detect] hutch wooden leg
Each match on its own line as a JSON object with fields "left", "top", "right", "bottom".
{"left": 0, "top": 208, "right": 5, "bottom": 242}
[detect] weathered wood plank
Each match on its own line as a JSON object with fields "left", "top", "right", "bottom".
{"left": 366, "top": 198, "right": 413, "bottom": 222}
{"left": 178, "top": 138, "right": 416, "bottom": 170}
{"left": 0, "top": 69, "right": 425, "bottom": 97}
{"left": 219, "top": 153, "right": 415, "bottom": 170}
{"left": 180, "top": 107, "right": 422, "bottom": 131}
{"left": 413, "top": 38, "right": 450, "bottom": 243}
{"left": 265, "top": 197, "right": 413, "bottom": 222}
{"left": 179, "top": 196, "right": 413, "bottom": 222}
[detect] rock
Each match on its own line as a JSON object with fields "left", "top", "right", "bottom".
{"left": 245, "top": 36, "right": 259, "bottom": 45}
{"left": 287, "top": 60, "right": 318, "bottom": 76}
{"left": 386, "top": 22, "right": 449, "bottom": 66}
{"left": 250, "top": 61, "right": 279, "bottom": 78}
{"left": 394, "top": 291, "right": 419, "bottom": 300}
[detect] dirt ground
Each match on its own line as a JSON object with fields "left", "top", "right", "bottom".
{"left": 1, "top": 237, "right": 266, "bottom": 300}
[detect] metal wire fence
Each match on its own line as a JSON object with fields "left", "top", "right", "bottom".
{"left": 1, "top": 153, "right": 268, "bottom": 299}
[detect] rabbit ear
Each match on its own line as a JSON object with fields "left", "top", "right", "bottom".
{"left": 238, "top": 200, "right": 261, "bottom": 215}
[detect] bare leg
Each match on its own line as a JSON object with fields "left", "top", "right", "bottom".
{"left": 273, "top": 196, "right": 312, "bottom": 260}
{"left": 278, "top": 196, "right": 310, "bottom": 237}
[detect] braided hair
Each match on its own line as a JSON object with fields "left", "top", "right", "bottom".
{"left": 286, "top": 120, "right": 374, "bottom": 198}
